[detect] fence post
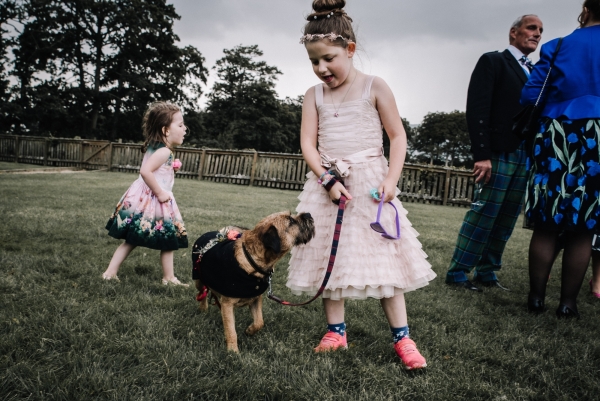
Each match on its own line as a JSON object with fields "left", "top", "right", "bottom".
{"left": 249, "top": 150, "right": 258, "bottom": 187}
{"left": 14, "top": 135, "right": 20, "bottom": 163}
{"left": 197, "top": 148, "right": 206, "bottom": 180}
{"left": 79, "top": 140, "right": 84, "bottom": 169}
{"left": 442, "top": 168, "right": 451, "bottom": 206}
{"left": 107, "top": 142, "right": 113, "bottom": 171}
{"left": 43, "top": 139, "right": 50, "bottom": 166}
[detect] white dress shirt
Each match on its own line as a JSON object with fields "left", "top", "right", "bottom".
{"left": 507, "top": 45, "right": 531, "bottom": 76}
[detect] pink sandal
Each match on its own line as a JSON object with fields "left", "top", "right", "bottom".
{"left": 162, "top": 277, "right": 189, "bottom": 287}
{"left": 102, "top": 273, "right": 119, "bottom": 282}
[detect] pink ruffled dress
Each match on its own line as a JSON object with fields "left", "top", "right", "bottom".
{"left": 286, "top": 76, "right": 436, "bottom": 300}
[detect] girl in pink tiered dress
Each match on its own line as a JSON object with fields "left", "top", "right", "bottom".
{"left": 103, "top": 102, "right": 189, "bottom": 286}
{"left": 287, "top": 0, "right": 436, "bottom": 370}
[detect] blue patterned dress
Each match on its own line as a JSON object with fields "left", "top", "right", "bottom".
{"left": 525, "top": 118, "right": 600, "bottom": 232}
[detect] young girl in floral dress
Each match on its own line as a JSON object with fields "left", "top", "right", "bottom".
{"left": 286, "top": 0, "right": 436, "bottom": 369}
{"left": 103, "top": 102, "right": 189, "bottom": 286}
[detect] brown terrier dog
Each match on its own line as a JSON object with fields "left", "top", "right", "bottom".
{"left": 192, "top": 211, "right": 314, "bottom": 352}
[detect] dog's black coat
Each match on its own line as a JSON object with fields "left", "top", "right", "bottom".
{"left": 192, "top": 231, "right": 269, "bottom": 298}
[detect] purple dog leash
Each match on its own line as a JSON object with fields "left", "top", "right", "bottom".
{"left": 268, "top": 195, "right": 347, "bottom": 306}
{"left": 369, "top": 191, "right": 401, "bottom": 240}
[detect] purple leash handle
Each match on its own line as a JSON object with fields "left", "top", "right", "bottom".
{"left": 370, "top": 191, "right": 401, "bottom": 240}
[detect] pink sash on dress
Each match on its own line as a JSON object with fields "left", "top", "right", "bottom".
{"left": 320, "top": 147, "right": 383, "bottom": 178}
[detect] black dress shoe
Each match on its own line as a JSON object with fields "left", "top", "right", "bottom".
{"left": 446, "top": 280, "right": 482, "bottom": 292}
{"left": 527, "top": 296, "right": 546, "bottom": 314}
{"left": 476, "top": 280, "right": 510, "bottom": 291}
{"left": 556, "top": 304, "right": 580, "bottom": 319}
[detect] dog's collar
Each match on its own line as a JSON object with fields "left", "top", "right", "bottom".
{"left": 242, "top": 244, "right": 273, "bottom": 277}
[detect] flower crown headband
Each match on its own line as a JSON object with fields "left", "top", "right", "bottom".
{"left": 299, "top": 32, "right": 351, "bottom": 44}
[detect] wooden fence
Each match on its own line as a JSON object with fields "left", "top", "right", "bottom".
{"left": 0, "top": 135, "right": 477, "bottom": 206}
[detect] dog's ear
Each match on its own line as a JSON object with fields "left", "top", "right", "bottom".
{"left": 261, "top": 225, "right": 281, "bottom": 254}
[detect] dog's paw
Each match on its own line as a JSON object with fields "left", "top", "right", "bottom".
{"left": 226, "top": 345, "right": 240, "bottom": 353}
{"left": 245, "top": 323, "right": 264, "bottom": 336}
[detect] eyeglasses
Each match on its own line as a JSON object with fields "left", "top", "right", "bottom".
{"left": 369, "top": 192, "right": 401, "bottom": 240}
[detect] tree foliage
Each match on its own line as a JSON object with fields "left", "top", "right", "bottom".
{"left": 2, "top": 0, "right": 207, "bottom": 140}
{"left": 2, "top": 5, "right": 302, "bottom": 153}
{"left": 382, "top": 117, "right": 414, "bottom": 160}
{"left": 0, "top": 0, "right": 17, "bottom": 125}
{"left": 409, "top": 110, "right": 471, "bottom": 167}
{"left": 1, "top": 2, "right": 473, "bottom": 161}
{"left": 201, "top": 45, "right": 301, "bottom": 153}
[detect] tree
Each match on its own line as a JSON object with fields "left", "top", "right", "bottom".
{"left": 3, "top": 0, "right": 207, "bottom": 139}
{"left": 203, "top": 45, "right": 286, "bottom": 151}
{"left": 0, "top": 0, "right": 19, "bottom": 128}
{"left": 383, "top": 117, "right": 414, "bottom": 160}
{"left": 4, "top": 0, "right": 60, "bottom": 133}
{"left": 274, "top": 96, "right": 302, "bottom": 153}
{"left": 0, "top": 0, "right": 16, "bottom": 92}
{"left": 411, "top": 111, "right": 471, "bottom": 167}
{"left": 101, "top": 0, "right": 207, "bottom": 140}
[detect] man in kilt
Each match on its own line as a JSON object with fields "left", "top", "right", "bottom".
{"left": 445, "top": 15, "right": 544, "bottom": 291}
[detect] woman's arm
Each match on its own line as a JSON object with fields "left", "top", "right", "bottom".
{"left": 300, "top": 86, "right": 352, "bottom": 202}
{"left": 140, "top": 147, "right": 171, "bottom": 203}
{"left": 372, "top": 76, "right": 407, "bottom": 203}
{"left": 521, "top": 40, "right": 557, "bottom": 105}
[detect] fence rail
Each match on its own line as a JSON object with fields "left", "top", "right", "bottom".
{"left": 0, "top": 135, "right": 476, "bottom": 206}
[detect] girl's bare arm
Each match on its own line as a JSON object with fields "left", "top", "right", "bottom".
{"left": 140, "top": 147, "right": 172, "bottom": 203}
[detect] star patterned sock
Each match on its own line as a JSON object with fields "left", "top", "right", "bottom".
{"left": 391, "top": 325, "right": 409, "bottom": 343}
{"left": 327, "top": 322, "right": 346, "bottom": 336}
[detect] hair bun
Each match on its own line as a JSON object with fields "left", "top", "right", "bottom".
{"left": 312, "top": 0, "right": 346, "bottom": 13}
{"left": 303, "top": 0, "right": 355, "bottom": 44}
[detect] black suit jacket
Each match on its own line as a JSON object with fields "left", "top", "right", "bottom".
{"left": 466, "top": 49, "right": 528, "bottom": 161}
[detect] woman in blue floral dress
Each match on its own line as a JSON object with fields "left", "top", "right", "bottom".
{"left": 522, "top": 0, "right": 600, "bottom": 318}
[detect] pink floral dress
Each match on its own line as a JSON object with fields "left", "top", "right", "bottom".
{"left": 106, "top": 143, "right": 188, "bottom": 250}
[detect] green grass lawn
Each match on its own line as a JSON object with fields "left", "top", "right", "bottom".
{"left": 1, "top": 171, "right": 599, "bottom": 400}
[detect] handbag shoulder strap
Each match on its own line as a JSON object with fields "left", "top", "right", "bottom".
{"left": 535, "top": 37, "right": 563, "bottom": 106}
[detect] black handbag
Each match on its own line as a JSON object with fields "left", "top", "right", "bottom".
{"left": 512, "top": 37, "right": 563, "bottom": 141}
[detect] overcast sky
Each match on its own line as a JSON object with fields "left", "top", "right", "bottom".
{"left": 169, "top": 0, "right": 582, "bottom": 123}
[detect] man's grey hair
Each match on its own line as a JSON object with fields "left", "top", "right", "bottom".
{"left": 511, "top": 14, "right": 539, "bottom": 30}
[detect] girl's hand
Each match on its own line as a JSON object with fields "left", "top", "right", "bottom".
{"left": 329, "top": 181, "right": 352, "bottom": 204}
{"left": 156, "top": 191, "right": 171, "bottom": 203}
{"left": 377, "top": 179, "right": 398, "bottom": 203}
